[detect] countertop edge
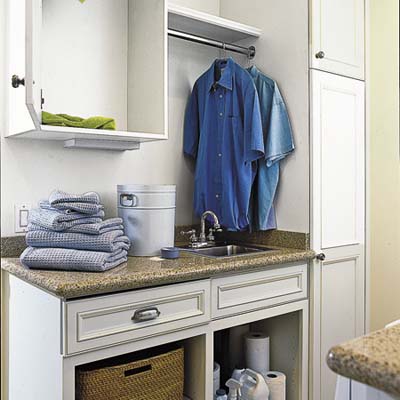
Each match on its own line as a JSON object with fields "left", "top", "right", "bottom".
{"left": 1, "top": 249, "right": 315, "bottom": 299}
{"left": 327, "top": 329, "right": 400, "bottom": 397}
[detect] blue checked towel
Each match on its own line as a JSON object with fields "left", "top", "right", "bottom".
{"left": 49, "top": 190, "right": 100, "bottom": 205}
{"left": 40, "top": 200, "right": 103, "bottom": 215}
{"left": 28, "top": 218, "right": 124, "bottom": 235}
{"left": 26, "top": 230, "right": 131, "bottom": 252}
{"left": 20, "top": 247, "right": 128, "bottom": 272}
{"left": 29, "top": 208, "right": 105, "bottom": 231}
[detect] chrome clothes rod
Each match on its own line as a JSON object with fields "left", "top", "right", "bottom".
{"left": 168, "top": 29, "right": 256, "bottom": 59}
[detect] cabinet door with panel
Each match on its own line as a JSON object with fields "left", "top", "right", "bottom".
{"left": 311, "top": 0, "right": 365, "bottom": 79}
{"left": 311, "top": 70, "right": 365, "bottom": 252}
{"left": 310, "top": 70, "right": 365, "bottom": 400}
{"left": 315, "top": 249, "right": 365, "bottom": 400}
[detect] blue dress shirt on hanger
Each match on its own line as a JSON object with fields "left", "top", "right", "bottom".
{"left": 247, "top": 66, "right": 295, "bottom": 231}
{"left": 184, "top": 58, "right": 264, "bottom": 231}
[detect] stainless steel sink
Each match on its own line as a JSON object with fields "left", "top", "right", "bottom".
{"left": 180, "top": 244, "right": 275, "bottom": 258}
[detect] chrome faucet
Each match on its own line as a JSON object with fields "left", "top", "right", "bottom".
{"left": 199, "top": 210, "right": 221, "bottom": 242}
{"left": 181, "top": 210, "right": 222, "bottom": 248}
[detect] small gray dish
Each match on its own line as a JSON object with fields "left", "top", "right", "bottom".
{"left": 160, "top": 247, "right": 180, "bottom": 259}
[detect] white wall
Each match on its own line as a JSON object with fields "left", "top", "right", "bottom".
{"left": 369, "top": 0, "right": 400, "bottom": 330}
{"left": 220, "top": 0, "right": 310, "bottom": 233}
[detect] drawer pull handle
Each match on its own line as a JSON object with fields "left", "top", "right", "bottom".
{"left": 132, "top": 307, "right": 161, "bottom": 323}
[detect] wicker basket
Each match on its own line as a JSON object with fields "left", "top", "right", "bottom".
{"left": 76, "top": 347, "right": 184, "bottom": 400}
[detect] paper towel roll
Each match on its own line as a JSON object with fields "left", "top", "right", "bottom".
{"left": 244, "top": 332, "right": 270, "bottom": 376}
{"left": 213, "top": 362, "right": 220, "bottom": 395}
{"left": 265, "top": 371, "right": 286, "bottom": 400}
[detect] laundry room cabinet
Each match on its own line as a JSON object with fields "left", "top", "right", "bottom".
{"left": 5, "top": 0, "right": 168, "bottom": 150}
{"left": 310, "top": 70, "right": 366, "bottom": 400}
{"left": 310, "top": 0, "right": 365, "bottom": 80}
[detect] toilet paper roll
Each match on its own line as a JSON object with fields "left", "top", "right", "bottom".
{"left": 213, "top": 362, "right": 220, "bottom": 395}
{"left": 244, "top": 332, "right": 270, "bottom": 376}
{"left": 265, "top": 371, "right": 286, "bottom": 400}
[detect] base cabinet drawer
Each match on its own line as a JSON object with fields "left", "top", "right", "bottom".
{"left": 211, "top": 263, "right": 308, "bottom": 319}
{"left": 65, "top": 280, "right": 210, "bottom": 354}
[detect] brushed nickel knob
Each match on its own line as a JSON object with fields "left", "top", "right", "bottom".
{"left": 315, "top": 51, "right": 325, "bottom": 59}
{"left": 11, "top": 75, "right": 25, "bottom": 88}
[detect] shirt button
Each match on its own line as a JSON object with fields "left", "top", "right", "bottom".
{"left": 215, "top": 194, "right": 220, "bottom": 199}
{"left": 219, "top": 112, "right": 223, "bottom": 117}
{"left": 219, "top": 94, "right": 223, "bottom": 99}
{"left": 218, "top": 153, "right": 222, "bottom": 157}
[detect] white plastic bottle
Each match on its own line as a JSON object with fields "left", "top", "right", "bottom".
{"left": 239, "top": 369, "right": 270, "bottom": 400}
{"left": 215, "top": 388, "right": 228, "bottom": 400}
{"left": 231, "top": 367, "right": 246, "bottom": 381}
{"left": 226, "top": 378, "right": 242, "bottom": 400}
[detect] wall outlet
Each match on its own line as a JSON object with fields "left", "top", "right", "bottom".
{"left": 15, "top": 204, "right": 31, "bottom": 233}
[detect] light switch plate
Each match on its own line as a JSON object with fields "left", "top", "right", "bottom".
{"left": 15, "top": 203, "right": 31, "bottom": 233}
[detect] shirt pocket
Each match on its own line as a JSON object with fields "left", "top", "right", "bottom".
{"left": 228, "top": 115, "right": 246, "bottom": 162}
{"left": 228, "top": 115, "right": 242, "bottom": 137}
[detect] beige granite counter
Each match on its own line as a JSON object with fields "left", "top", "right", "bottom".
{"left": 327, "top": 325, "right": 400, "bottom": 397}
{"left": 1, "top": 246, "right": 314, "bottom": 299}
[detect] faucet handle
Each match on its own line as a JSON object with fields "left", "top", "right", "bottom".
{"left": 214, "top": 223, "right": 223, "bottom": 232}
{"left": 180, "top": 229, "right": 196, "bottom": 235}
{"left": 207, "top": 225, "right": 222, "bottom": 241}
{"left": 180, "top": 229, "right": 198, "bottom": 243}
{"left": 207, "top": 228, "right": 216, "bottom": 242}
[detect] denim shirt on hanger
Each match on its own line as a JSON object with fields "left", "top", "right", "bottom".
{"left": 184, "top": 58, "right": 264, "bottom": 231}
{"left": 247, "top": 65, "right": 295, "bottom": 231}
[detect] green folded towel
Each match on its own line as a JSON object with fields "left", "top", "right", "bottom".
{"left": 42, "top": 111, "right": 116, "bottom": 131}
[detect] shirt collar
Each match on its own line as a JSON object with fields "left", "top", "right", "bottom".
{"left": 207, "top": 57, "right": 234, "bottom": 92}
{"left": 247, "top": 65, "right": 259, "bottom": 78}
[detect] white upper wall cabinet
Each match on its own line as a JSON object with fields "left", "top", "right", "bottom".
{"left": 311, "top": 0, "right": 365, "bottom": 80}
{"left": 6, "top": 0, "right": 168, "bottom": 150}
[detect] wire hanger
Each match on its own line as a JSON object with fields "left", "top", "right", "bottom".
{"left": 219, "top": 42, "right": 227, "bottom": 61}
{"left": 246, "top": 52, "right": 252, "bottom": 68}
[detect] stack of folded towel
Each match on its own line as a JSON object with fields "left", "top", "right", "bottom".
{"left": 20, "top": 190, "right": 131, "bottom": 272}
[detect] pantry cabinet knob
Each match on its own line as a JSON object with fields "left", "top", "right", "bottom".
{"left": 316, "top": 253, "right": 326, "bottom": 261}
{"left": 11, "top": 75, "right": 25, "bottom": 88}
{"left": 315, "top": 51, "right": 325, "bottom": 59}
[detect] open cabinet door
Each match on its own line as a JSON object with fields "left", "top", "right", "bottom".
{"left": 25, "top": 0, "right": 42, "bottom": 129}
{"left": 5, "top": 0, "right": 35, "bottom": 136}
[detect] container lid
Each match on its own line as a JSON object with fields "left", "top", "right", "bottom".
{"left": 117, "top": 184, "right": 176, "bottom": 193}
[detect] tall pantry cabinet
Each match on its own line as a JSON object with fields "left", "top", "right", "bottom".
{"left": 310, "top": 0, "right": 366, "bottom": 399}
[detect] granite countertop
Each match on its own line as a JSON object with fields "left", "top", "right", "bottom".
{"left": 1, "top": 245, "right": 314, "bottom": 300}
{"left": 327, "top": 325, "right": 400, "bottom": 397}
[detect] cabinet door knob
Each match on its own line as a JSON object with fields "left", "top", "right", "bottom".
{"left": 11, "top": 75, "right": 25, "bottom": 88}
{"left": 315, "top": 51, "right": 325, "bottom": 59}
{"left": 316, "top": 253, "right": 326, "bottom": 261}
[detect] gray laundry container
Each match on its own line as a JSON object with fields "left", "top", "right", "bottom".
{"left": 117, "top": 184, "right": 176, "bottom": 256}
